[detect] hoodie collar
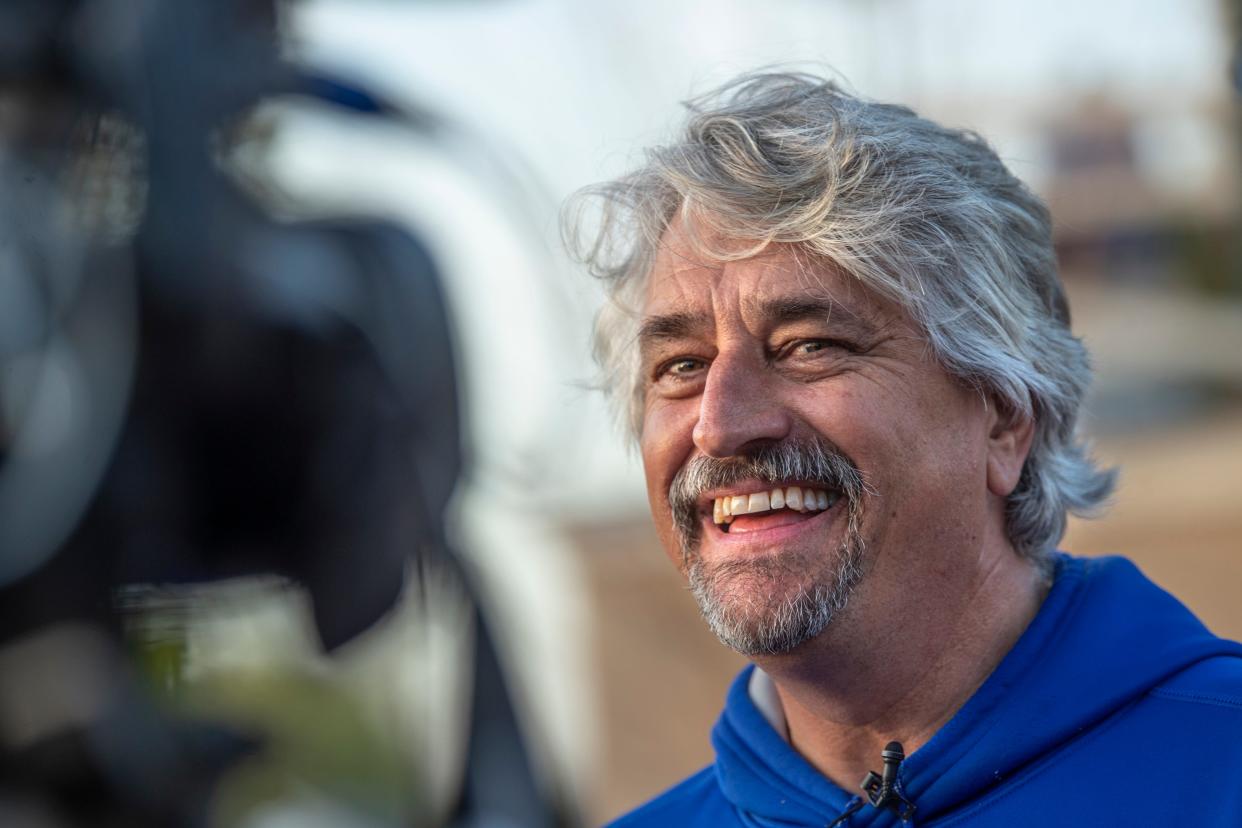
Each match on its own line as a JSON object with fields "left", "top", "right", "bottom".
{"left": 711, "top": 555, "right": 1242, "bottom": 826}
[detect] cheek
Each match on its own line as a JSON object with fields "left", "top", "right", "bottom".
{"left": 797, "top": 374, "right": 987, "bottom": 494}
{"left": 795, "top": 385, "right": 901, "bottom": 465}
{"left": 901, "top": 385, "right": 990, "bottom": 480}
{"left": 640, "top": 400, "right": 698, "bottom": 557}
{"left": 640, "top": 400, "right": 695, "bottom": 487}
{"left": 861, "top": 385, "right": 992, "bottom": 545}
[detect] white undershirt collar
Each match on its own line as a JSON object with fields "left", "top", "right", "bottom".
{"left": 747, "top": 666, "right": 790, "bottom": 741}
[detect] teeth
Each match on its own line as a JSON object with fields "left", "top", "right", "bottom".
{"left": 710, "top": 486, "right": 839, "bottom": 524}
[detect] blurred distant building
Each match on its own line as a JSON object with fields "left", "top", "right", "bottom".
{"left": 1046, "top": 95, "right": 1160, "bottom": 233}
{"left": 1043, "top": 94, "right": 1168, "bottom": 282}
{"left": 1039, "top": 91, "right": 1238, "bottom": 286}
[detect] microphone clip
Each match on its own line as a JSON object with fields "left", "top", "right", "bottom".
{"left": 860, "top": 741, "right": 916, "bottom": 822}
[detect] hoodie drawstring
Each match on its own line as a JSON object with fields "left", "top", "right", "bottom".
{"left": 826, "top": 795, "right": 866, "bottom": 827}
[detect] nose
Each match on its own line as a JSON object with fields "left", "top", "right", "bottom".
{"left": 692, "top": 349, "right": 792, "bottom": 457}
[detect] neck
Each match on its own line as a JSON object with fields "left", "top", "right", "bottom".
{"left": 753, "top": 546, "right": 1049, "bottom": 792}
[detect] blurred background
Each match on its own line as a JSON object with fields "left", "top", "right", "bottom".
{"left": 1, "top": 0, "right": 1239, "bottom": 826}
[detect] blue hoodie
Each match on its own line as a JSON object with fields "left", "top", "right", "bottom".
{"left": 608, "top": 555, "right": 1242, "bottom": 826}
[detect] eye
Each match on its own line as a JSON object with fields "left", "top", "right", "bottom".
{"left": 781, "top": 338, "right": 851, "bottom": 359}
{"left": 649, "top": 356, "right": 709, "bottom": 396}
{"left": 657, "top": 357, "right": 706, "bottom": 379}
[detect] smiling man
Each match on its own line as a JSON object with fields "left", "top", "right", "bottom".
{"left": 572, "top": 72, "right": 1242, "bottom": 826}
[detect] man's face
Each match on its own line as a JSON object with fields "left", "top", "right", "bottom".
{"left": 637, "top": 221, "right": 1005, "bottom": 656}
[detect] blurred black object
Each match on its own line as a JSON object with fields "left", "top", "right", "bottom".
{"left": 0, "top": 0, "right": 563, "bottom": 825}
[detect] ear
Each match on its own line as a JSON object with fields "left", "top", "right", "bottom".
{"left": 985, "top": 398, "right": 1035, "bottom": 498}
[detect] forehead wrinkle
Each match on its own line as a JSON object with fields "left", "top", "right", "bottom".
{"left": 641, "top": 239, "right": 894, "bottom": 360}
{"left": 653, "top": 220, "right": 728, "bottom": 279}
{"left": 642, "top": 232, "right": 729, "bottom": 348}
{"left": 698, "top": 245, "right": 889, "bottom": 337}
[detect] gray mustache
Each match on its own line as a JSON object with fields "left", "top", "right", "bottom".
{"left": 667, "top": 439, "right": 867, "bottom": 544}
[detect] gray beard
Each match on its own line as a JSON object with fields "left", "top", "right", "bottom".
{"left": 669, "top": 438, "right": 870, "bottom": 657}
{"left": 686, "top": 529, "right": 865, "bottom": 656}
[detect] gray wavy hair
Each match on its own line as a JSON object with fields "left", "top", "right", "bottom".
{"left": 565, "top": 71, "right": 1115, "bottom": 561}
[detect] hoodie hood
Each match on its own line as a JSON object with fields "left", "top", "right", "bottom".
{"left": 710, "top": 555, "right": 1242, "bottom": 826}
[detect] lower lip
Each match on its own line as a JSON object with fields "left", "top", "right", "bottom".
{"left": 702, "top": 504, "right": 840, "bottom": 548}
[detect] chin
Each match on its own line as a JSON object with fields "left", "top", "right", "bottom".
{"left": 687, "top": 541, "right": 865, "bottom": 657}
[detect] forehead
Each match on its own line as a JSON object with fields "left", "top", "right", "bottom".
{"left": 641, "top": 219, "right": 893, "bottom": 335}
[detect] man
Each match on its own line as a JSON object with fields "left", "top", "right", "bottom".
{"left": 570, "top": 72, "right": 1242, "bottom": 826}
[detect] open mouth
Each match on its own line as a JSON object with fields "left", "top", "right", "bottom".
{"left": 710, "top": 485, "right": 841, "bottom": 534}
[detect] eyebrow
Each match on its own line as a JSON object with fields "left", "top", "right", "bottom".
{"left": 638, "top": 311, "right": 707, "bottom": 349}
{"left": 637, "top": 296, "right": 879, "bottom": 355}
{"left": 751, "top": 296, "right": 879, "bottom": 339}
